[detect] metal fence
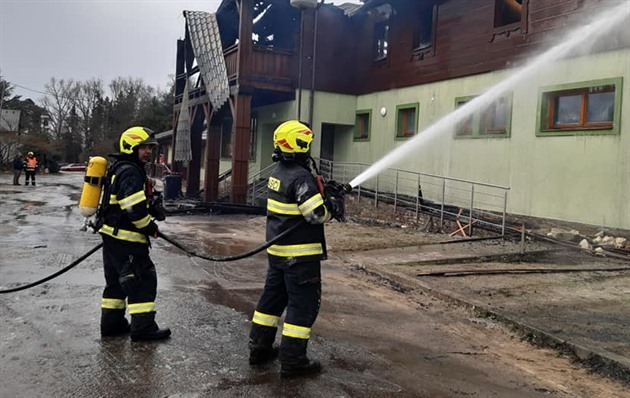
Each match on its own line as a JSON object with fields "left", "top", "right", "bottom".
{"left": 248, "top": 158, "right": 510, "bottom": 236}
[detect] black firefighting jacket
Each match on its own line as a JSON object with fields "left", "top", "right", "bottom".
{"left": 266, "top": 160, "right": 331, "bottom": 265}
{"left": 98, "top": 160, "right": 158, "bottom": 244}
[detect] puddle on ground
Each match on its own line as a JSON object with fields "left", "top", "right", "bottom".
{"left": 198, "top": 237, "right": 256, "bottom": 257}
{"left": 200, "top": 281, "right": 256, "bottom": 316}
{"left": 16, "top": 200, "right": 47, "bottom": 210}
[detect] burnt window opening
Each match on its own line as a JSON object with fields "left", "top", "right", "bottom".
{"left": 494, "top": 0, "right": 523, "bottom": 28}
{"left": 216, "top": 0, "right": 300, "bottom": 50}
{"left": 252, "top": 1, "right": 300, "bottom": 49}
{"left": 371, "top": 3, "right": 394, "bottom": 61}
{"left": 375, "top": 22, "right": 389, "bottom": 60}
{"left": 413, "top": 4, "right": 437, "bottom": 51}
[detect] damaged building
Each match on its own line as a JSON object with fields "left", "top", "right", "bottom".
{"left": 165, "top": 0, "right": 630, "bottom": 231}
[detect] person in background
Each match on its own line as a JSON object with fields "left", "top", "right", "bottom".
{"left": 12, "top": 153, "right": 23, "bottom": 185}
{"left": 248, "top": 120, "right": 343, "bottom": 378}
{"left": 23, "top": 152, "right": 38, "bottom": 186}
{"left": 98, "top": 126, "right": 171, "bottom": 342}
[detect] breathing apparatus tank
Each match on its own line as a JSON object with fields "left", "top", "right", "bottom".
{"left": 79, "top": 156, "right": 108, "bottom": 218}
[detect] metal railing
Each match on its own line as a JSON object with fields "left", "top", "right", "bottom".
{"left": 247, "top": 159, "right": 510, "bottom": 236}
{"left": 247, "top": 163, "right": 275, "bottom": 206}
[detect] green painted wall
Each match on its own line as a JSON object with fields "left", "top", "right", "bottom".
{"left": 248, "top": 49, "right": 628, "bottom": 229}
{"left": 332, "top": 49, "right": 630, "bottom": 230}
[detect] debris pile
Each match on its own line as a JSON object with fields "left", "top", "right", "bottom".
{"left": 545, "top": 228, "right": 630, "bottom": 254}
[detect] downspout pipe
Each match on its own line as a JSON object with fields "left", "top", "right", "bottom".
{"left": 308, "top": 0, "right": 325, "bottom": 128}
{"left": 297, "top": 8, "right": 305, "bottom": 120}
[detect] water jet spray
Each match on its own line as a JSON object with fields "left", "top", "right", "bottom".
{"left": 347, "top": 2, "right": 629, "bottom": 189}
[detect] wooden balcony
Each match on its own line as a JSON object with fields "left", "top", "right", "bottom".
{"left": 224, "top": 44, "right": 296, "bottom": 92}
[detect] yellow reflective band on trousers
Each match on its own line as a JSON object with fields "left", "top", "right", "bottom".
{"left": 101, "top": 298, "right": 126, "bottom": 310}
{"left": 128, "top": 302, "right": 156, "bottom": 315}
{"left": 132, "top": 214, "right": 151, "bottom": 229}
{"left": 267, "top": 243, "right": 323, "bottom": 257}
{"left": 298, "top": 193, "right": 324, "bottom": 216}
{"left": 99, "top": 224, "right": 148, "bottom": 243}
{"left": 118, "top": 190, "right": 146, "bottom": 210}
{"left": 267, "top": 198, "right": 300, "bottom": 215}
{"left": 252, "top": 311, "right": 280, "bottom": 328}
{"left": 282, "top": 322, "right": 311, "bottom": 340}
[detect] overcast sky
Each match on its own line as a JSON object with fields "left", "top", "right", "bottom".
{"left": 0, "top": 0, "right": 360, "bottom": 102}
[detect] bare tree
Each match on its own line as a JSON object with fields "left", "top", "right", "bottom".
{"left": 72, "top": 78, "right": 104, "bottom": 155}
{"left": 41, "top": 78, "right": 75, "bottom": 141}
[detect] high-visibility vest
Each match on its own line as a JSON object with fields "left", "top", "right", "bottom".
{"left": 25, "top": 157, "right": 37, "bottom": 171}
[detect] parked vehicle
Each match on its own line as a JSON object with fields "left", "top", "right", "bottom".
{"left": 60, "top": 163, "right": 87, "bottom": 172}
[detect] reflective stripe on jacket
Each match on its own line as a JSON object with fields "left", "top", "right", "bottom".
{"left": 265, "top": 161, "right": 330, "bottom": 265}
{"left": 98, "top": 161, "right": 157, "bottom": 244}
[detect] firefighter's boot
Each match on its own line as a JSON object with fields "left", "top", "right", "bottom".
{"left": 100, "top": 308, "right": 130, "bottom": 337}
{"left": 130, "top": 312, "right": 171, "bottom": 341}
{"left": 279, "top": 336, "right": 321, "bottom": 378}
{"left": 248, "top": 324, "right": 279, "bottom": 365}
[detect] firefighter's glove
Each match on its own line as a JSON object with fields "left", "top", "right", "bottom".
{"left": 325, "top": 196, "right": 345, "bottom": 222}
{"left": 119, "top": 256, "right": 141, "bottom": 294}
{"left": 149, "top": 191, "right": 166, "bottom": 221}
{"left": 324, "top": 180, "right": 346, "bottom": 221}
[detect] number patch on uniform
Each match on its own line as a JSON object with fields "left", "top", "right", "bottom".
{"left": 268, "top": 177, "right": 281, "bottom": 192}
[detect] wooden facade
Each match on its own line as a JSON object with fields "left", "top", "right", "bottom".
{"left": 174, "top": 0, "right": 628, "bottom": 212}
{"left": 309, "top": 0, "right": 628, "bottom": 94}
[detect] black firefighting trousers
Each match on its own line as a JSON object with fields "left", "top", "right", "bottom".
{"left": 101, "top": 235, "right": 157, "bottom": 312}
{"left": 255, "top": 259, "right": 322, "bottom": 330}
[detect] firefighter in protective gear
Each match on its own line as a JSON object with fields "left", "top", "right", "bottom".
{"left": 248, "top": 120, "right": 341, "bottom": 377}
{"left": 98, "top": 126, "right": 171, "bottom": 341}
{"left": 23, "top": 152, "right": 38, "bottom": 186}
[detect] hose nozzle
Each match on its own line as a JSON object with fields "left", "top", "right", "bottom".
{"left": 340, "top": 183, "right": 353, "bottom": 194}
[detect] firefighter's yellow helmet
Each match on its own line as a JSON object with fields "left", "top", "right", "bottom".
{"left": 119, "top": 126, "right": 158, "bottom": 155}
{"left": 273, "top": 120, "right": 313, "bottom": 154}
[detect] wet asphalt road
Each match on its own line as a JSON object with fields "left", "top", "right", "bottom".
{"left": 0, "top": 173, "right": 412, "bottom": 397}
{"left": 1, "top": 172, "right": 628, "bottom": 398}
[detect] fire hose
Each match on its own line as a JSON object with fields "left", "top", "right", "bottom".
{"left": 157, "top": 221, "right": 303, "bottom": 262}
{"left": 0, "top": 222, "right": 304, "bottom": 294}
{"left": 0, "top": 160, "right": 351, "bottom": 295}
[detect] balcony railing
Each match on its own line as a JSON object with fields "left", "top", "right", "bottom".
{"left": 224, "top": 44, "right": 295, "bottom": 87}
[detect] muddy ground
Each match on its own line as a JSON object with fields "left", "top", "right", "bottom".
{"left": 0, "top": 172, "right": 629, "bottom": 398}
